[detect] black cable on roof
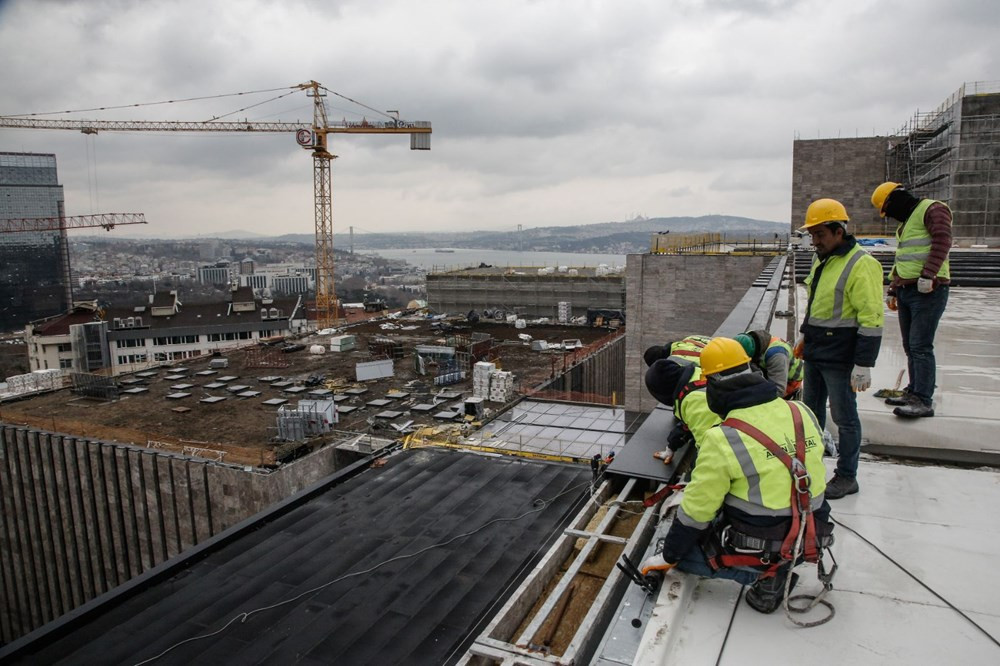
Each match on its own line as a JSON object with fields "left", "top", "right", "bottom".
{"left": 832, "top": 516, "right": 1000, "bottom": 650}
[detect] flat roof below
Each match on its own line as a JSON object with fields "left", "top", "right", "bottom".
{"left": 4, "top": 450, "right": 588, "bottom": 665}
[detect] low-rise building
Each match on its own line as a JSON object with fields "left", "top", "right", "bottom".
{"left": 25, "top": 287, "right": 306, "bottom": 375}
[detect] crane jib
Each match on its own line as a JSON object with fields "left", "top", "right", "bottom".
{"left": 0, "top": 118, "right": 431, "bottom": 133}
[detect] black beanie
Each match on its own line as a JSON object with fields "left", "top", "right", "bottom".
{"left": 883, "top": 188, "right": 920, "bottom": 222}
{"left": 644, "top": 344, "right": 668, "bottom": 367}
{"left": 645, "top": 359, "right": 686, "bottom": 405}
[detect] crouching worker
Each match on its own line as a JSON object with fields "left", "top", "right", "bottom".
{"left": 640, "top": 337, "right": 834, "bottom": 614}
{"left": 735, "top": 330, "right": 804, "bottom": 399}
{"left": 644, "top": 357, "right": 720, "bottom": 465}
{"left": 643, "top": 334, "right": 714, "bottom": 464}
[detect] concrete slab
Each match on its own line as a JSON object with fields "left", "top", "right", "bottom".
{"left": 862, "top": 288, "right": 1000, "bottom": 462}
{"left": 638, "top": 459, "right": 1000, "bottom": 664}
{"left": 795, "top": 287, "right": 1000, "bottom": 463}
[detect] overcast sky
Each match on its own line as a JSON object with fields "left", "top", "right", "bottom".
{"left": 1, "top": 0, "right": 997, "bottom": 238}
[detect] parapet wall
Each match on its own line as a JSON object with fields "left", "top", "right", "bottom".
{"left": 624, "top": 254, "right": 772, "bottom": 412}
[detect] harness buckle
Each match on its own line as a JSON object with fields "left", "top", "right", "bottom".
{"left": 791, "top": 459, "right": 811, "bottom": 494}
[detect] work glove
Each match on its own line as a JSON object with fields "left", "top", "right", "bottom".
{"left": 652, "top": 449, "right": 674, "bottom": 465}
{"left": 850, "top": 365, "right": 872, "bottom": 392}
{"left": 917, "top": 277, "right": 934, "bottom": 294}
{"left": 886, "top": 295, "right": 898, "bottom": 311}
{"left": 822, "top": 431, "right": 838, "bottom": 457}
{"left": 639, "top": 553, "right": 677, "bottom": 576}
{"left": 793, "top": 338, "right": 804, "bottom": 359}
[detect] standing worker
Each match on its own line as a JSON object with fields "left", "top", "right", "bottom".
{"left": 871, "top": 182, "right": 951, "bottom": 418}
{"left": 735, "top": 330, "right": 803, "bottom": 398}
{"left": 639, "top": 337, "right": 833, "bottom": 614}
{"left": 799, "top": 199, "right": 884, "bottom": 499}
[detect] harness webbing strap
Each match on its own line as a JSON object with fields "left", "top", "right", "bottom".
{"left": 675, "top": 378, "right": 707, "bottom": 404}
{"left": 722, "top": 402, "right": 819, "bottom": 564}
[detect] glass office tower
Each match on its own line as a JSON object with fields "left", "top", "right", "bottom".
{"left": 0, "top": 152, "right": 68, "bottom": 330}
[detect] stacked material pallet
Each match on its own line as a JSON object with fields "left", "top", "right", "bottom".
{"left": 557, "top": 301, "right": 571, "bottom": 324}
{"left": 330, "top": 335, "right": 357, "bottom": 352}
{"left": 3, "top": 369, "right": 62, "bottom": 395}
{"left": 473, "top": 361, "right": 496, "bottom": 398}
{"left": 489, "top": 370, "right": 515, "bottom": 402}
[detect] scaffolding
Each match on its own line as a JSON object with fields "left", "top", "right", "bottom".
{"left": 887, "top": 81, "right": 1000, "bottom": 242}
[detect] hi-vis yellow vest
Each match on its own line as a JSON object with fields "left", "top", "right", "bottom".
{"left": 894, "top": 199, "right": 951, "bottom": 280}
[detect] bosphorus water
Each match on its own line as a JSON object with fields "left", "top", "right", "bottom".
{"left": 361, "top": 248, "right": 628, "bottom": 271}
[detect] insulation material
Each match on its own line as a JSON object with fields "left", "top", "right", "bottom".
{"left": 489, "top": 370, "right": 515, "bottom": 402}
{"left": 473, "top": 361, "right": 495, "bottom": 399}
{"left": 356, "top": 358, "right": 394, "bottom": 382}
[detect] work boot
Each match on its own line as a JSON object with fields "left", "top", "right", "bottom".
{"left": 746, "top": 572, "right": 799, "bottom": 614}
{"left": 825, "top": 475, "right": 859, "bottom": 500}
{"left": 894, "top": 402, "right": 935, "bottom": 418}
{"left": 885, "top": 389, "right": 918, "bottom": 406}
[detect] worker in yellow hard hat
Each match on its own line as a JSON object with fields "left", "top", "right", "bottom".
{"left": 639, "top": 337, "right": 833, "bottom": 614}
{"left": 871, "top": 182, "right": 952, "bottom": 419}
{"left": 799, "top": 198, "right": 884, "bottom": 500}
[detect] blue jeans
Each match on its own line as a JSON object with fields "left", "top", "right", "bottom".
{"left": 803, "top": 361, "right": 861, "bottom": 480}
{"left": 676, "top": 544, "right": 761, "bottom": 586}
{"left": 897, "top": 284, "right": 949, "bottom": 406}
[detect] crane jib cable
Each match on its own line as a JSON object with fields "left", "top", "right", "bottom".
{"left": 2, "top": 86, "right": 297, "bottom": 118}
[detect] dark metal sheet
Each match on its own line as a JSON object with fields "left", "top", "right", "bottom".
{"left": 605, "top": 406, "right": 678, "bottom": 482}
{"left": 4, "top": 450, "right": 588, "bottom": 666}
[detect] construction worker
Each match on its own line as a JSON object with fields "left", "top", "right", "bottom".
{"left": 643, "top": 334, "right": 714, "bottom": 463}
{"left": 639, "top": 337, "right": 832, "bottom": 614}
{"left": 800, "top": 198, "right": 884, "bottom": 500}
{"left": 871, "top": 182, "right": 951, "bottom": 418}
{"left": 642, "top": 334, "right": 712, "bottom": 371}
{"left": 735, "top": 330, "right": 803, "bottom": 398}
{"left": 644, "top": 358, "right": 720, "bottom": 464}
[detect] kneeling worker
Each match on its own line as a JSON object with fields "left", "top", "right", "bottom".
{"left": 641, "top": 337, "right": 833, "bottom": 613}
{"left": 735, "top": 330, "right": 803, "bottom": 399}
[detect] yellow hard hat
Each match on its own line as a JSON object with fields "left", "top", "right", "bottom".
{"left": 700, "top": 337, "right": 751, "bottom": 377}
{"left": 871, "top": 182, "right": 901, "bottom": 217}
{"left": 800, "top": 198, "right": 849, "bottom": 231}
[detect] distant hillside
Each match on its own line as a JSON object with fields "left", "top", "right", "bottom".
{"left": 272, "top": 215, "right": 787, "bottom": 253}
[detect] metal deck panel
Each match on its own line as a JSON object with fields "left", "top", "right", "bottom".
{"left": 4, "top": 449, "right": 587, "bottom": 666}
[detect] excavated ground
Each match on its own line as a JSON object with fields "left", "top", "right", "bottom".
{"left": 0, "top": 314, "right": 614, "bottom": 464}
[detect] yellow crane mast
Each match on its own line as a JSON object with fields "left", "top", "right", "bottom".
{"left": 0, "top": 80, "right": 432, "bottom": 329}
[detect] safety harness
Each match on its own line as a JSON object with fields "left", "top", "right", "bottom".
{"left": 717, "top": 401, "right": 837, "bottom": 626}
{"left": 717, "top": 402, "right": 818, "bottom": 570}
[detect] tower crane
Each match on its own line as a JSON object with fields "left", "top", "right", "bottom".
{"left": 0, "top": 211, "right": 147, "bottom": 313}
{"left": 0, "top": 80, "right": 432, "bottom": 329}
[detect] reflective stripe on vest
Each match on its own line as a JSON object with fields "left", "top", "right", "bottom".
{"left": 766, "top": 337, "right": 803, "bottom": 382}
{"left": 894, "top": 199, "right": 951, "bottom": 280}
{"left": 668, "top": 335, "right": 710, "bottom": 367}
{"left": 806, "top": 246, "right": 876, "bottom": 330}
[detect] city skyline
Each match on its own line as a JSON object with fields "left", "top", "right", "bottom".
{"left": 1, "top": 0, "right": 997, "bottom": 237}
